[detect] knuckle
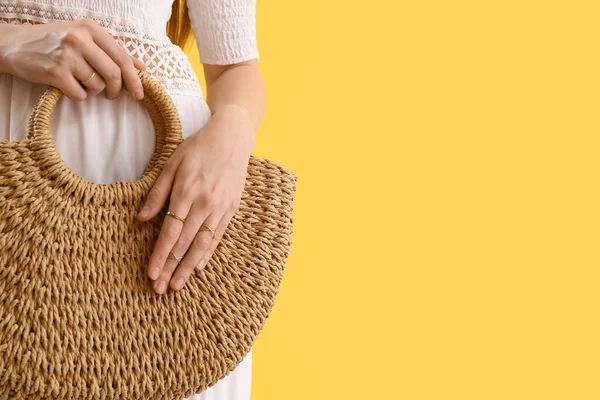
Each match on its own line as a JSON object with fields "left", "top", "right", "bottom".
{"left": 186, "top": 215, "right": 203, "bottom": 229}
{"left": 112, "top": 50, "right": 128, "bottom": 66}
{"left": 130, "top": 83, "right": 143, "bottom": 96}
{"left": 43, "top": 63, "right": 62, "bottom": 79}
{"left": 78, "top": 18, "right": 97, "bottom": 29}
{"left": 142, "top": 199, "right": 155, "bottom": 212}
{"left": 88, "top": 80, "right": 106, "bottom": 96}
{"left": 193, "top": 234, "right": 212, "bottom": 250}
{"left": 173, "top": 234, "right": 191, "bottom": 251}
{"left": 52, "top": 48, "right": 72, "bottom": 65}
{"left": 146, "top": 186, "right": 163, "bottom": 203}
{"left": 44, "top": 31, "right": 61, "bottom": 40}
{"left": 198, "top": 192, "right": 217, "bottom": 209}
{"left": 43, "top": 31, "right": 63, "bottom": 45}
{"left": 148, "top": 185, "right": 162, "bottom": 203}
{"left": 62, "top": 31, "right": 84, "bottom": 47}
{"left": 108, "top": 66, "right": 122, "bottom": 83}
{"left": 173, "top": 186, "right": 195, "bottom": 204}
{"left": 164, "top": 224, "right": 180, "bottom": 240}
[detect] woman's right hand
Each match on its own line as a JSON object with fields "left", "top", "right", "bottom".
{"left": 0, "top": 19, "right": 147, "bottom": 101}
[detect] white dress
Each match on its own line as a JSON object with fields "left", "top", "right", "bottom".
{"left": 0, "top": 0, "right": 260, "bottom": 399}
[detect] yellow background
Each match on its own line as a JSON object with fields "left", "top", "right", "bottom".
{"left": 187, "top": 1, "right": 600, "bottom": 399}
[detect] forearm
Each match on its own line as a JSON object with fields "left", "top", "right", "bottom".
{"left": 204, "top": 61, "right": 266, "bottom": 138}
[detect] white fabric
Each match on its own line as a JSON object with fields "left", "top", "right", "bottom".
{"left": 188, "top": 0, "right": 260, "bottom": 65}
{"left": 0, "top": 0, "right": 259, "bottom": 399}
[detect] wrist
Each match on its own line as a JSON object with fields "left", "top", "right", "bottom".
{"left": 212, "top": 104, "right": 257, "bottom": 147}
{"left": 213, "top": 104, "right": 256, "bottom": 132}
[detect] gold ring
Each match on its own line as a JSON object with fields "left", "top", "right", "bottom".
{"left": 166, "top": 211, "right": 186, "bottom": 223}
{"left": 199, "top": 224, "right": 216, "bottom": 239}
{"left": 81, "top": 71, "right": 96, "bottom": 85}
{"left": 168, "top": 250, "right": 183, "bottom": 264}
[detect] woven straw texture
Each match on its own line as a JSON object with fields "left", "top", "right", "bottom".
{"left": 0, "top": 70, "right": 297, "bottom": 399}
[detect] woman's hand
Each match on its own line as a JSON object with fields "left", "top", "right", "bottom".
{"left": 136, "top": 104, "right": 257, "bottom": 294}
{"left": 0, "top": 19, "right": 146, "bottom": 101}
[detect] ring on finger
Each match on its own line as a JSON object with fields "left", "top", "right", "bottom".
{"left": 80, "top": 71, "right": 96, "bottom": 85}
{"left": 167, "top": 250, "right": 183, "bottom": 264}
{"left": 199, "top": 224, "right": 216, "bottom": 239}
{"left": 166, "top": 210, "right": 186, "bottom": 224}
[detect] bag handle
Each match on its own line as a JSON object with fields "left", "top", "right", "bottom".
{"left": 25, "top": 69, "right": 184, "bottom": 208}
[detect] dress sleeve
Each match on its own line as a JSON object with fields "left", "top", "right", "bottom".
{"left": 186, "top": 0, "right": 260, "bottom": 65}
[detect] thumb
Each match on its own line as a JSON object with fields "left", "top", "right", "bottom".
{"left": 136, "top": 170, "right": 175, "bottom": 221}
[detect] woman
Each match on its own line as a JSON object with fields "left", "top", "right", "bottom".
{"left": 0, "top": 0, "right": 265, "bottom": 399}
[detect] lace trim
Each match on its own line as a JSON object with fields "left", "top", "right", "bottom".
{"left": 0, "top": 2, "right": 203, "bottom": 96}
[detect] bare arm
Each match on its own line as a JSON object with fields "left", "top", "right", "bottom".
{"left": 138, "top": 57, "right": 266, "bottom": 293}
{"left": 202, "top": 59, "right": 266, "bottom": 138}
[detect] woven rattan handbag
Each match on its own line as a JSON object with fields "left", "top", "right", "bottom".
{"left": 0, "top": 70, "right": 297, "bottom": 399}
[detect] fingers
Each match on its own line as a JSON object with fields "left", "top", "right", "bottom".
{"left": 52, "top": 68, "right": 88, "bottom": 102}
{"left": 86, "top": 22, "right": 144, "bottom": 100}
{"left": 153, "top": 257, "right": 179, "bottom": 295}
{"left": 166, "top": 204, "right": 210, "bottom": 291}
{"left": 148, "top": 199, "right": 194, "bottom": 293}
{"left": 79, "top": 41, "right": 125, "bottom": 100}
{"left": 137, "top": 158, "right": 179, "bottom": 222}
{"left": 73, "top": 59, "right": 106, "bottom": 97}
{"left": 119, "top": 54, "right": 146, "bottom": 100}
{"left": 77, "top": 70, "right": 104, "bottom": 96}
{"left": 196, "top": 211, "right": 233, "bottom": 272}
{"left": 42, "top": 43, "right": 88, "bottom": 101}
{"left": 168, "top": 211, "right": 224, "bottom": 292}
{"left": 25, "top": 20, "right": 146, "bottom": 103}
{"left": 132, "top": 57, "right": 147, "bottom": 72}
{"left": 137, "top": 144, "right": 241, "bottom": 294}
{"left": 145, "top": 171, "right": 192, "bottom": 281}
{"left": 138, "top": 166, "right": 178, "bottom": 278}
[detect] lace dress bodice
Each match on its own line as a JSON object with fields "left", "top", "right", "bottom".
{"left": 0, "top": 0, "right": 260, "bottom": 95}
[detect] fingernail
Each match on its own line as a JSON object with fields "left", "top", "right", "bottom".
{"left": 138, "top": 205, "right": 149, "bottom": 217}
{"left": 135, "top": 88, "right": 144, "bottom": 100}
{"left": 149, "top": 266, "right": 160, "bottom": 280}
{"left": 173, "top": 277, "right": 185, "bottom": 290}
{"left": 155, "top": 280, "right": 167, "bottom": 294}
{"left": 198, "top": 259, "right": 206, "bottom": 270}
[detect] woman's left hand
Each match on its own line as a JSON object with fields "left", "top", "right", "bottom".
{"left": 136, "top": 105, "right": 256, "bottom": 294}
